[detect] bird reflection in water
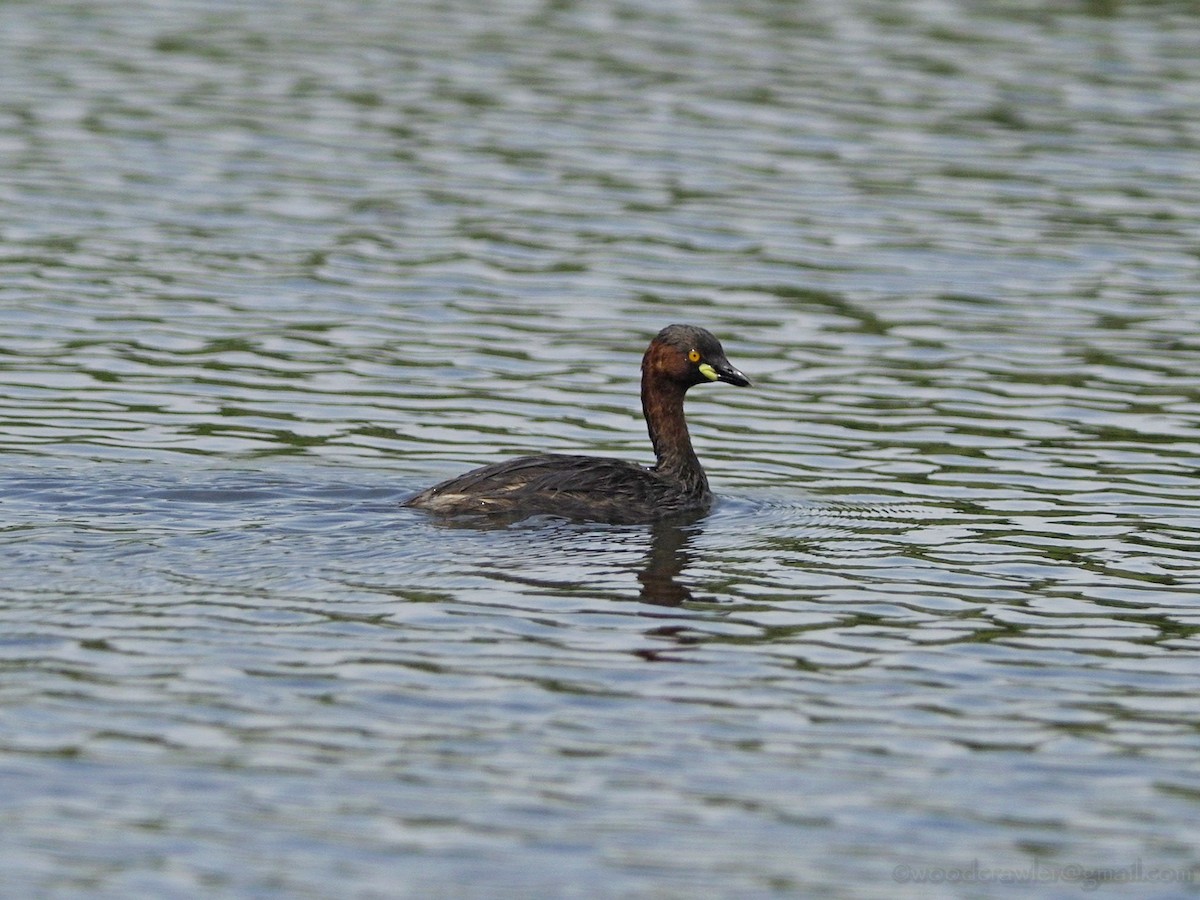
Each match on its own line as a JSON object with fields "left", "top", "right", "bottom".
{"left": 636, "top": 516, "right": 702, "bottom": 606}
{"left": 416, "top": 510, "right": 707, "bottom": 609}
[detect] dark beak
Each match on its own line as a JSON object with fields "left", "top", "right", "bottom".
{"left": 714, "top": 359, "right": 751, "bottom": 387}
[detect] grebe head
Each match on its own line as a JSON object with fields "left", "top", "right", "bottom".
{"left": 643, "top": 324, "right": 751, "bottom": 389}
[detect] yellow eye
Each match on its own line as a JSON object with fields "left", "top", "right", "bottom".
{"left": 688, "top": 349, "right": 701, "bottom": 363}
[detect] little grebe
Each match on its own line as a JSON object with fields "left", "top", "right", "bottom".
{"left": 402, "top": 324, "right": 750, "bottom": 522}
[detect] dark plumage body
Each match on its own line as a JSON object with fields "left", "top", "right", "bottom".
{"left": 402, "top": 325, "right": 750, "bottom": 523}
{"left": 405, "top": 453, "right": 704, "bottom": 524}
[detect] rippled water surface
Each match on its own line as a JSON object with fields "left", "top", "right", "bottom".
{"left": 3, "top": 0, "right": 1200, "bottom": 896}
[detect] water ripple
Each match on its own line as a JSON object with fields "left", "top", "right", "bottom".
{"left": 3, "top": 0, "right": 1200, "bottom": 895}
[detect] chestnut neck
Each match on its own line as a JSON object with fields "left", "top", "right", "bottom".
{"left": 640, "top": 354, "right": 709, "bottom": 497}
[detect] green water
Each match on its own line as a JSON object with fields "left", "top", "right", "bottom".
{"left": 2, "top": 1, "right": 1199, "bottom": 896}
